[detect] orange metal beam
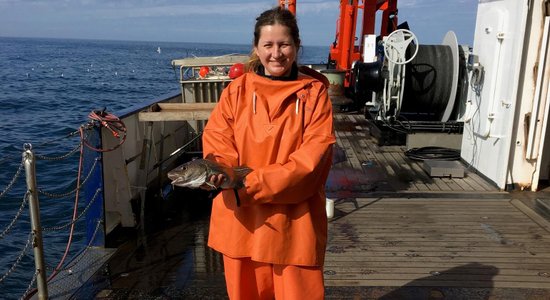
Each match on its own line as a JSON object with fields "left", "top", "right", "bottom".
{"left": 362, "top": 0, "right": 378, "bottom": 36}
{"left": 329, "top": 0, "right": 359, "bottom": 71}
{"left": 380, "top": 0, "right": 398, "bottom": 36}
{"left": 279, "top": 0, "right": 296, "bottom": 14}
{"left": 328, "top": 0, "right": 399, "bottom": 88}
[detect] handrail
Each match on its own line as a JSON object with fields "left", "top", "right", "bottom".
{"left": 23, "top": 145, "right": 48, "bottom": 299}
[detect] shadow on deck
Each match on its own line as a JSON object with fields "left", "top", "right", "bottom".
{"left": 84, "top": 112, "right": 550, "bottom": 299}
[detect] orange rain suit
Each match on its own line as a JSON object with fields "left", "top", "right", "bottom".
{"left": 202, "top": 67, "right": 335, "bottom": 269}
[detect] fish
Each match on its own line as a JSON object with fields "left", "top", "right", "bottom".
{"left": 167, "top": 158, "right": 252, "bottom": 189}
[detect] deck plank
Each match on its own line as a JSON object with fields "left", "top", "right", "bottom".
{"left": 325, "top": 193, "right": 550, "bottom": 291}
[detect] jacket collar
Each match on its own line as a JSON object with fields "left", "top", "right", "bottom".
{"left": 256, "top": 63, "right": 299, "bottom": 81}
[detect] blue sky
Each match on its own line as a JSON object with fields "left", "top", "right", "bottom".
{"left": 0, "top": 0, "right": 478, "bottom": 47}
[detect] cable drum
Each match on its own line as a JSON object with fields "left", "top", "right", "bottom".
{"left": 402, "top": 44, "right": 455, "bottom": 121}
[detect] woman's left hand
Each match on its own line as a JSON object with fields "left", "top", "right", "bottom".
{"left": 200, "top": 174, "right": 225, "bottom": 191}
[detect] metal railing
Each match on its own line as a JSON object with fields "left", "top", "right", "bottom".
{"left": 0, "top": 127, "right": 103, "bottom": 299}
{"left": 23, "top": 144, "right": 48, "bottom": 299}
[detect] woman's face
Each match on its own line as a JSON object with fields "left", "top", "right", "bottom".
{"left": 254, "top": 24, "right": 297, "bottom": 77}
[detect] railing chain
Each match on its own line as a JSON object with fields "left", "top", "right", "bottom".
{"left": 0, "top": 232, "right": 33, "bottom": 284}
{"left": 42, "top": 188, "right": 101, "bottom": 232}
{"left": 37, "top": 157, "right": 99, "bottom": 199}
{"left": 35, "top": 142, "right": 81, "bottom": 161}
{"left": 62, "top": 219, "right": 103, "bottom": 272}
{"left": 0, "top": 192, "right": 29, "bottom": 239}
{"left": 0, "top": 128, "right": 104, "bottom": 298}
{"left": 0, "top": 160, "right": 24, "bottom": 199}
{"left": 20, "top": 270, "right": 38, "bottom": 300}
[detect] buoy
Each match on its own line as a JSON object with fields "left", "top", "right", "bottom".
{"left": 199, "top": 66, "right": 210, "bottom": 78}
{"left": 229, "top": 63, "right": 245, "bottom": 79}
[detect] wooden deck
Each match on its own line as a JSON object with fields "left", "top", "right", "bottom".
{"left": 93, "top": 111, "right": 550, "bottom": 299}
{"left": 328, "top": 113, "right": 500, "bottom": 195}
{"left": 323, "top": 112, "right": 550, "bottom": 299}
{"left": 324, "top": 197, "right": 550, "bottom": 298}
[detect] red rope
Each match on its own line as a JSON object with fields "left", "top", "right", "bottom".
{"left": 48, "top": 110, "right": 127, "bottom": 279}
{"left": 44, "top": 127, "right": 86, "bottom": 284}
{"left": 82, "top": 110, "right": 127, "bottom": 152}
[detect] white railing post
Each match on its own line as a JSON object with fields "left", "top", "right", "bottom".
{"left": 23, "top": 144, "right": 48, "bottom": 300}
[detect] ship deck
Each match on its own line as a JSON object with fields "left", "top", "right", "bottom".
{"left": 88, "top": 112, "right": 550, "bottom": 299}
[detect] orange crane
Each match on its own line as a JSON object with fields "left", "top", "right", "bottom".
{"left": 279, "top": 0, "right": 296, "bottom": 14}
{"left": 280, "top": 0, "right": 398, "bottom": 88}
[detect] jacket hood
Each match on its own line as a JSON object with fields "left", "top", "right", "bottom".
{"left": 236, "top": 67, "right": 327, "bottom": 119}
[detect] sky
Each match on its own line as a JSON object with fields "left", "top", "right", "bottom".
{"left": 0, "top": 0, "right": 478, "bottom": 47}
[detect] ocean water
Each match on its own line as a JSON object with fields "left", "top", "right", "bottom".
{"left": 0, "top": 37, "right": 328, "bottom": 298}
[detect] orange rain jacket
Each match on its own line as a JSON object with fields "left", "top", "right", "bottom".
{"left": 202, "top": 67, "right": 335, "bottom": 267}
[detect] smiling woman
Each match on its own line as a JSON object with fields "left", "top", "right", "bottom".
{"left": 246, "top": 6, "right": 301, "bottom": 77}
{"left": 200, "top": 6, "right": 336, "bottom": 300}
{"left": 254, "top": 24, "right": 298, "bottom": 77}
{"left": 250, "top": 6, "right": 301, "bottom": 77}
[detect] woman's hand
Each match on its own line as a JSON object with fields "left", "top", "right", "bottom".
{"left": 200, "top": 173, "right": 225, "bottom": 191}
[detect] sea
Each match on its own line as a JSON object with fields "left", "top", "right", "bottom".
{"left": 0, "top": 36, "right": 328, "bottom": 298}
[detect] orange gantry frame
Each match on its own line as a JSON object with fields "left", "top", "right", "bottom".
{"left": 279, "top": 0, "right": 297, "bottom": 14}
{"left": 330, "top": 0, "right": 398, "bottom": 87}
{"left": 281, "top": 1, "right": 397, "bottom": 87}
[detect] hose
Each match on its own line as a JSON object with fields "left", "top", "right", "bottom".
{"left": 404, "top": 146, "right": 460, "bottom": 161}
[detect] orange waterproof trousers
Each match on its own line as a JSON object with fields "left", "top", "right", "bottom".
{"left": 223, "top": 255, "right": 325, "bottom": 300}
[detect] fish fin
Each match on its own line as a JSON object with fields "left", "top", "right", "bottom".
{"left": 234, "top": 166, "right": 253, "bottom": 177}
{"left": 233, "top": 181, "right": 243, "bottom": 189}
{"left": 233, "top": 166, "right": 252, "bottom": 189}
{"left": 205, "top": 181, "right": 217, "bottom": 189}
{"left": 233, "top": 189, "right": 241, "bottom": 207}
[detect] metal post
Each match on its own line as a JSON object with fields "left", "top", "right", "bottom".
{"left": 23, "top": 144, "right": 48, "bottom": 300}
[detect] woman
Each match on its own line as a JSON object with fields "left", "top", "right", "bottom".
{"left": 201, "top": 6, "right": 335, "bottom": 299}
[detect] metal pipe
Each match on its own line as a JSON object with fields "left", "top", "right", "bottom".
{"left": 23, "top": 144, "right": 48, "bottom": 300}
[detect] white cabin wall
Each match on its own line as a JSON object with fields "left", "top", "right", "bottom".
{"left": 531, "top": 9, "right": 550, "bottom": 188}
{"left": 508, "top": 0, "right": 549, "bottom": 190}
{"left": 461, "top": 0, "right": 530, "bottom": 189}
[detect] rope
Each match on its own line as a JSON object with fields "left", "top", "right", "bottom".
{"left": 45, "top": 109, "right": 124, "bottom": 284}
{"left": 42, "top": 188, "right": 101, "bottom": 232}
{"left": 62, "top": 219, "right": 103, "bottom": 271}
{"left": 45, "top": 126, "right": 87, "bottom": 284}
{"left": 82, "top": 109, "right": 127, "bottom": 152}
{"left": 404, "top": 146, "right": 461, "bottom": 161}
{"left": 20, "top": 109, "right": 126, "bottom": 299}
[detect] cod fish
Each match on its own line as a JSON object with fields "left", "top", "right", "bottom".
{"left": 167, "top": 159, "right": 252, "bottom": 189}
